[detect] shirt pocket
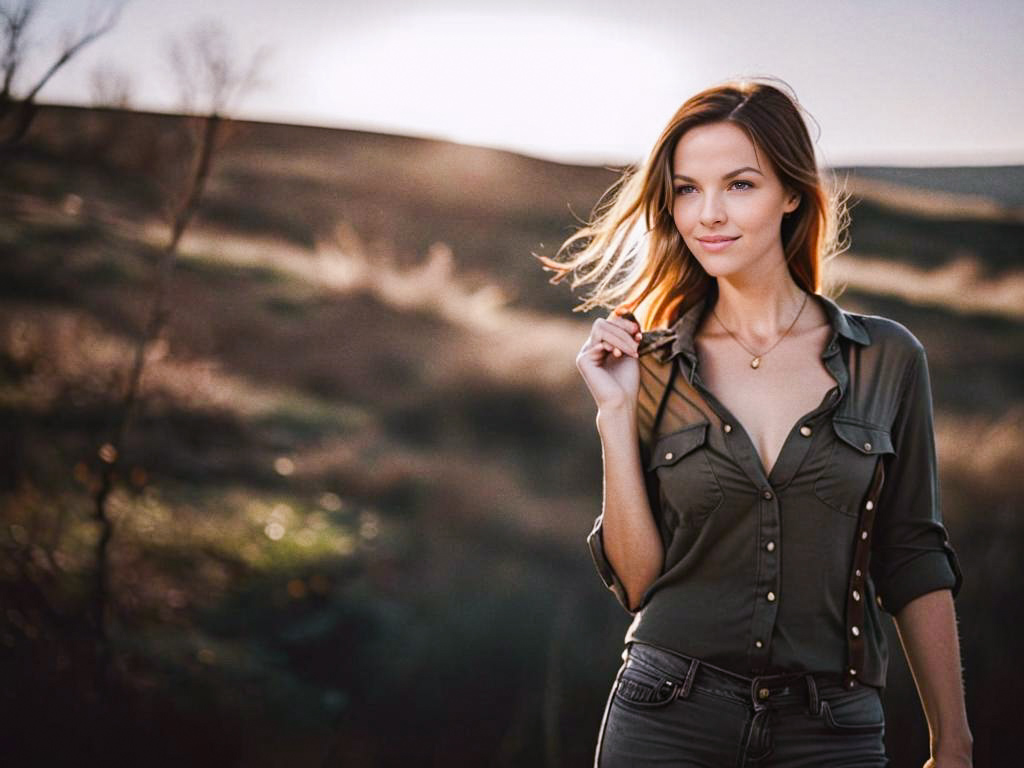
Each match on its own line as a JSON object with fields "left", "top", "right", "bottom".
{"left": 813, "top": 417, "right": 895, "bottom": 517}
{"left": 647, "top": 421, "right": 724, "bottom": 529}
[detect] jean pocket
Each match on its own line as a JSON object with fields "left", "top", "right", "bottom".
{"left": 613, "top": 656, "right": 683, "bottom": 709}
{"left": 820, "top": 684, "right": 885, "bottom": 733}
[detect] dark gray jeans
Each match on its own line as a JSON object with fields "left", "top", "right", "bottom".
{"left": 595, "top": 641, "right": 888, "bottom": 767}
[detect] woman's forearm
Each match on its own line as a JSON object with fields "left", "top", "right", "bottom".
{"left": 892, "top": 588, "right": 973, "bottom": 763}
{"left": 596, "top": 404, "right": 664, "bottom": 611}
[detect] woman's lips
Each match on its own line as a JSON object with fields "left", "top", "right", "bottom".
{"left": 697, "top": 236, "right": 739, "bottom": 252}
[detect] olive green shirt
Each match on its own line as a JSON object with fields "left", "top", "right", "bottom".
{"left": 587, "top": 291, "right": 962, "bottom": 688}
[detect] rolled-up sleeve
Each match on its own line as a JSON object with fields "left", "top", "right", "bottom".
{"left": 586, "top": 513, "right": 633, "bottom": 613}
{"left": 870, "top": 344, "right": 963, "bottom": 616}
{"left": 586, "top": 462, "right": 661, "bottom": 615}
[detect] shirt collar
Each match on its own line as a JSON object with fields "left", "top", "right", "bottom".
{"left": 658, "top": 291, "right": 872, "bottom": 366}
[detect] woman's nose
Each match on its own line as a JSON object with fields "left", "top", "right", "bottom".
{"left": 699, "top": 194, "right": 726, "bottom": 226}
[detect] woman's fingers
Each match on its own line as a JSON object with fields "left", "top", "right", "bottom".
{"left": 595, "top": 316, "right": 641, "bottom": 358}
{"left": 611, "top": 308, "right": 644, "bottom": 341}
{"left": 603, "top": 340, "right": 625, "bottom": 358}
{"left": 592, "top": 331, "right": 634, "bottom": 359}
{"left": 579, "top": 309, "right": 645, "bottom": 363}
{"left": 607, "top": 312, "right": 644, "bottom": 350}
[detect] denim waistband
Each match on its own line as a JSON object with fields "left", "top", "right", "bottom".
{"left": 620, "top": 641, "right": 885, "bottom": 764}
{"left": 623, "top": 640, "right": 874, "bottom": 710}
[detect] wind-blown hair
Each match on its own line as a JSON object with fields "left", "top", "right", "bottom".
{"left": 535, "top": 76, "right": 850, "bottom": 330}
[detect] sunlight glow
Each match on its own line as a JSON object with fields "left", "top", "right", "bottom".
{"left": 29, "top": 2, "right": 1024, "bottom": 165}
{"left": 308, "top": 10, "right": 689, "bottom": 162}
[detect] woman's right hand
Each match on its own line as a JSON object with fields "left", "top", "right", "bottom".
{"left": 576, "top": 308, "right": 643, "bottom": 412}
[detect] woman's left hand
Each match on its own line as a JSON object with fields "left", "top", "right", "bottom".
{"left": 923, "top": 750, "right": 972, "bottom": 768}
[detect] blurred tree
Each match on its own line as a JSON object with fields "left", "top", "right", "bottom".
{"left": 89, "top": 17, "right": 270, "bottom": 697}
{"left": 85, "top": 62, "right": 133, "bottom": 162}
{"left": 0, "top": 0, "right": 125, "bottom": 145}
{"left": 89, "top": 61, "right": 133, "bottom": 109}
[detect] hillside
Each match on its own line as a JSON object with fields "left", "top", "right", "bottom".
{"left": 1, "top": 104, "right": 1021, "bottom": 767}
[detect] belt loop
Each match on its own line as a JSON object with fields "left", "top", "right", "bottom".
{"left": 805, "top": 673, "right": 821, "bottom": 716}
{"left": 680, "top": 657, "right": 699, "bottom": 699}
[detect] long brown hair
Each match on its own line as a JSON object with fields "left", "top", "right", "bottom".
{"left": 535, "top": 76, "right": 850, "bottom": 329}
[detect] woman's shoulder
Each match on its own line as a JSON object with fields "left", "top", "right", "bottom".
{"left": 847, "top": 308, "right": 927, "bottom": 359}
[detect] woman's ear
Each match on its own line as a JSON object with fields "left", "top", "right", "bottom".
{"left": 785, "top": 191, "right": 801, "bottom": 214}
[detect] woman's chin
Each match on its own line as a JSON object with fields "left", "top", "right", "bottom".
{"left": 693, "top": 257, "right": 741, "bottom": 279}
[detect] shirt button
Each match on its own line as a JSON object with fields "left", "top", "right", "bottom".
{"left": 851, "top": 625, "right": 860, "bottom": 637}
{"left": 799, "top": 425, "right": 812, "bottom": 437}
{"left": 852, "top": 589, "right": 861, "bottom": 601}
{"left": 762, "top": 489, "right": 773, "bottom": 500}
{"left": 755, "top": 640, "right": 763, "bottom": 649}
{"left": 664, "top": 451, "right": 674, "bottom": 460}
{"left": 865, "top": 500, "right": 874, "bottom": 511}
{"left": 863, "top": 442, "right": 872, "bottom": 451}
{"left": 765, "top": 541, "right": 775, "bottom": 552}
{"left": 723, "top": 423, "right": 732, "bottom": 433}
{"left": 861, "top": 530, "right": 868, "bottom": 540}
{"left": 855, "top": 568, "right": 862, "bottom": 578}
{"left": 766, "top": 591, "right": 776, "bottom": 602}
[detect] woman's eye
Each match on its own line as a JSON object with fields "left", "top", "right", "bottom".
{"left": 674, "top": 181, "right": 752, "bottom": 195}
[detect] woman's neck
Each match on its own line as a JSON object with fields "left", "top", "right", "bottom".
{"left": 707, "top": 278, "right": 814, "bottom": 346}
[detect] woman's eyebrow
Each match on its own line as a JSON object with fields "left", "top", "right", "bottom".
{"left": 672, "top": 166, "right": 764, "bottom": 182}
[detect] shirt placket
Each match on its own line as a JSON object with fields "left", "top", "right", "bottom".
{"left": 679, "top": 332, "right": 851, "bottom": 672}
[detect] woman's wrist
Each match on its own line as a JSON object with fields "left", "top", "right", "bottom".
{"left": 596, "top": 401, "right": 636, "bottom": 436}
{"left": 932, "top": 734, "right": 973, "bottom": 751}
{"left": 931, "top": 728, "right": 973, "bottom": 764}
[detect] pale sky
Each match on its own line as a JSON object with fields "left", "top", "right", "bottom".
{"left": 23, "top": 0, "right": 1024, "bottom": 166}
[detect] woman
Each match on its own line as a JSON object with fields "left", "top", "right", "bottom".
{"left": 539, "top": 78, "right": 972, "bottom": 767}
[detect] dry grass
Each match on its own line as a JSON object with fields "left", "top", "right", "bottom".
{"left": 827, "top": 251, "right": 1024, "bottom": 319}
{"left": 2, "top": 104, "right": 1021, "bottom": 767}
{"left": 844, "top": 175, "right": 1024, "bottom": 223}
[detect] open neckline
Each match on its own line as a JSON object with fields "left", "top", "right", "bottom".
{"left": 684, "top": 292, "right": 843, "bottom": 481}
{"left": 686, "top": 311, "right": 842, "bottom": 483}
{"left": 693, "top": 370, "right": 839, "bottom": 482}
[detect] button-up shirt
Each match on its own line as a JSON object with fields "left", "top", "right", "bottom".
{"left": 587, "top": 291, "right": 962, "bottom": 688}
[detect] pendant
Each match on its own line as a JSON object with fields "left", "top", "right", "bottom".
{"left": 750, "top": 356, "right": 761, "bottom": 369}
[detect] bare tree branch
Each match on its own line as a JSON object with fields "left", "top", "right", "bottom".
{"left": 0, "top": 0, "right": 126, "bottom": 144}
{"left": 167, "top": 18, "right": 271, "bottom": 118}
{"left": 26, "top": 2, "right": 123, "bottom": 103}
{"left": 89, "top": 16, "right": 269, "bottom": 695}
{"left": 0, "top": 0, "right": 36, "bottom": 103}
{"left": 89, "top": 61, "right": 132, "bottom": 108}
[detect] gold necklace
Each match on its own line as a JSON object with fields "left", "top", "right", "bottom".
{"left": 711, "top": 291, "right": 809, "bottom": 369}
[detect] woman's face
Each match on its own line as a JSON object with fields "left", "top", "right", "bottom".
{"left": 670, "top": 121, "right": 800, "bottom": 280}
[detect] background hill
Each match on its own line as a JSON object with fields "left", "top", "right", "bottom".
{"left": 2, "top": 104, "right": 1021, "bottom": 767}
